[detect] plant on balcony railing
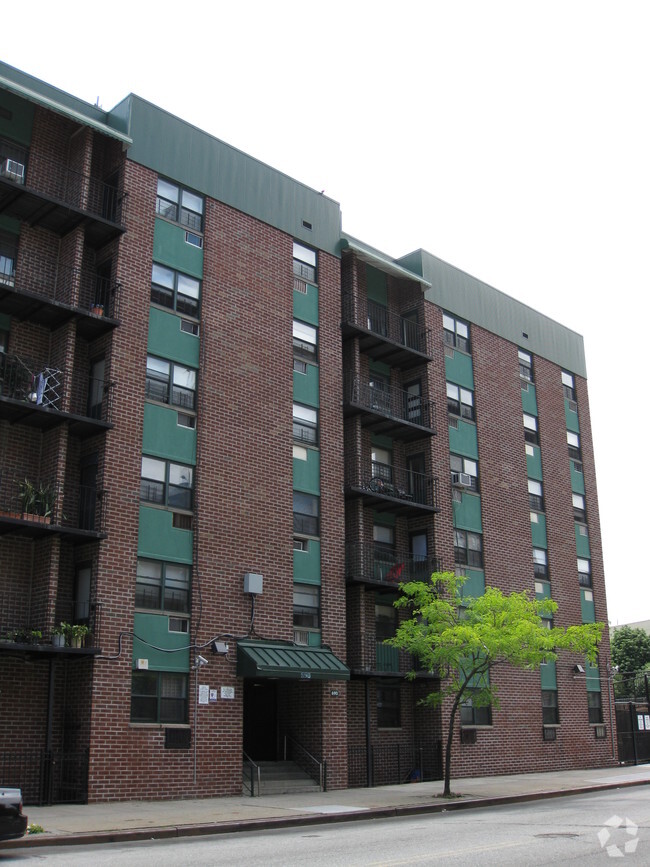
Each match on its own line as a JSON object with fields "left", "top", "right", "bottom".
{"left": 18, "top": 479, "right": 57, "bottom": 523}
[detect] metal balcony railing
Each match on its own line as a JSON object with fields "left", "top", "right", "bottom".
{"left": 2, "top": 265, "right": 121, "bottom": 320}
{"left": 345, "top": 542, "right": 440, "bottom": 587}
{"left": 0, "top": 351, "right": 62, "bottom": 408}
{"left": 348, "top": 634, "right": 415, "bottom": 675}
{"left": 0, "top": 469, "right": 107, "bottom": 535}
{"left": 0, "top": 583, "right": 101, "bottom": 649}
{"left": 344, "top": 376, "right": 435, "bottom": 435}
{"left": 346, "top": 459, "right": 439, "bottom": 510}
{"left": 342, "top": 293, "right": 432, "bottom": 358}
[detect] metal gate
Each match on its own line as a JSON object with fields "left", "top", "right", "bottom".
{"left": 0, "top": 750, "right": 89, "bottom": 805}
{"left": 615, "top": 702, "right": 650, "bottom": 765}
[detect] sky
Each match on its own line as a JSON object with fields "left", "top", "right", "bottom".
{"left": 3, "top": 0, "right": 648, "bottom": 625}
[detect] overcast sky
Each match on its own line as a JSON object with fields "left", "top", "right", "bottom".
{"left": 4, "top": 0, "right": 648, "bottom": 625}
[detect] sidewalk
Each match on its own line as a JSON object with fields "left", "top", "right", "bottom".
{"left": 5, "top": 764, "right": 650, "bottom": 850}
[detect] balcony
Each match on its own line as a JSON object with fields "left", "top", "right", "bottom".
{"left": 346, "top": 542, "right": 440, "bottom": 588}
{"left": 342, "top": 294, "right": 432, "bottom": 369}
{"left": 348, "top": 634, "right": 416, "bottom": 676}
{"left": 0, "top": 470, "right": 107, "bottom": 541}
{"left": 0, "top": 151, "right": 126, "bottom": 249}
{"left": 345, "top": 459, "right": 439, "bottom": 516}
{"left": 343, "top": 376, "right": 436, "bottom": 441}
{"left": 0, "top": 351, "right": 113, "bottom": 437}
{"left": 0, "top": 265, "right": 120, "bottom": 338}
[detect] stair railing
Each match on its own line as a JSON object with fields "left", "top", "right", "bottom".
{"left": 242, "top": 750, "right": 260, "bottom": 797}
{"left": 283, "top": 732, "right": 326, "bottom": 791}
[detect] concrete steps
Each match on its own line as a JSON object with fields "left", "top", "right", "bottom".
{"left": 243, "top": 760, "right": 321, "bottom": 796}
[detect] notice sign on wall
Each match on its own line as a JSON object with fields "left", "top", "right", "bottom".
{"left": 198, "top": 684, "right": 210, "bottom": 705}
{"left": 638, "top": 714, "right": 645, "bottom": 730}
{"left": 220, "top": 686, "right": 235, "bottom": 700}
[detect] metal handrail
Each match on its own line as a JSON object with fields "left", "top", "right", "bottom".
{"left": 242, "top": 750, "right": 260, "bottom": 797}
{"left": 344, "top": 375, "right": 435, "bottom": 433}
{"left": 283, "top": 733, "right": 326, "bottom": 791}
{"left": 342, "top": 293, "right": 431, "bottom": 356}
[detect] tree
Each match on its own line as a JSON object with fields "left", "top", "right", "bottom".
{"left": 611, "top": 626, "right": 650, "bottom": 676}
{"left": 388, "top": 572, "right": 604, "bottom": 796}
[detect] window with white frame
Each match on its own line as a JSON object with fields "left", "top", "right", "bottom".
{"left": 293, "top": 584, "right": 320, "bottom": 634}
{"left": 156, "top": 178, "right": 203, "bottom": 232}
{"left": 293, "top": 492, "right": 319, "bottom": 536}
{"left": 518, "top": 349, "right": 533, "bottom": 382}
{"left": 146, "top": 356, "right": 197, "bottom": 410}
{"left": 533, "top": 547, "right": 548, "bottom": 578}
{"left": 578, "top": 557, "right": 591, "bottom": 587}
{"left": 542, "top": 689, "right": 559, "bottom": 725}
{"left": 567, "top": 431, "right": 582, "bottom": 471}
{"left": 140, "top": 457, "right": 193, "bottom": 510}
{"left": 443, "top": 313, "right": 470, "bottom": 352}
{"left": 460, "top": 688, "right": 492, "bottom": 726}
{"left": 573, "top": 493, "right": 586, "bottom": 522}
{"left": 371, "top": 445, "right": 393, "bottom": 484}
{"left": 0, "top": 231, "right": 17, "bottom": 286}
{"left": 293, "top": 241, "right": 317, "bottom": 282}
{"left": 151, "top": 263, "right": 200, "bottom": 318}
{"left": 528, "top": 479, "right": 544, "bottom": 511}
{"left": 562, "top": 370, "right": 576, "bottom": 402}
{"left": 293, "top": 319, "right": 317, "bottom": 359}
{"left": 293, "top": 403, "right": 318, "bottom": 445}
{"left": 447, "top": 382, "right": 475, "bottom": 421}
{"left": 523, "top": 413, "right": 539, "bottom": 444}
{"left": 131, "top": 671, "right": 188, "bottom": 724}
{"left": 454, "top": 530, "right": 483, "bottom": 568}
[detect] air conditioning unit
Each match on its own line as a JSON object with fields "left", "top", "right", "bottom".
{"left": 0, "top": 159, "right": 25, "bottom": 183}
{"left": 294, "top": 629, "right": 309, "bottom": 646}
{"left": 451, "top": 472, "right": 472, "bottom": 488}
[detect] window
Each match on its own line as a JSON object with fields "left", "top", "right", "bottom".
{"left": 375, "top": 603, "right": 397, "bottom": 642}
{"left": 573, "top": 493, "right": 586, "bottom": 522}
{"left": 293, "top": 492, "right": 319, "bottom": 536}
{"left": 567, "top": 430, "right": 582, "bottom": 467}
{"left": 151, "top": 264, "right": 200, "bottom": 318}
{"left": 523, "top": 413, "right": 539, "bottom": 444}
{"left": 578, "top": 558, "right": 591, "bottom": 587}
{"left": 0, "top": 328, "right": 7, "bottom": 352}
{"left": 293, "top": 403, "right": 318, "bottom": 445}
{"left": 293, "top": 319, "right": 317, "bottom": 359}
{"left": 528, "top": 479, "right": 544, "bottom": 511}
{"left": 377, "top": 685, "right": 401, "bottom": 728}
{"left": 140, "top": 457, "right": 193, "bottom": 510}
{"left": 460, "top": 688, "right": 492, "bottom": 726}
{"left": 562, "top": 371, "right": 576, "bottom": 402}
{"left": 293, "top": 241, "right": 317, "bottom": 282}
{"left": 146, "top": 356, "right": 197, "bottom": 410}
{"left": 443, "top": 313, "right": 470, "bottom": 352}
{"left": 450, "top": 454, "right": 478, "bottom": 491}
{"left": 374, "top": 523, "right": 395, "bottom": 553}
{"left": 293, "top": 584, "right": 320, "bottom": 630}
{"left": 136, "top": 558, "right": 190, "bottom": 613}
{"left": 447, "top": 382, "right": 474, "bottom": 420}
{"left": 542, "top": 689, "right": 559, "bottom": 725}
{"left": 405, "top": 380, "right": 423, "bottom": 425}
{"left": 588, "top": 691, "right": 603, "bottom": 724}
{"left": 518, "top": 349, "right": 533, "bottom": 382}
{"left": 156, "top": 178, "right": 203, "bottom": 232}
{"left": 533, "top": 548, "right": 548, "bottom": 578}
{"left": 293, "top": 537, "right": 308, "bottom": 551}
{"left": 0, "top": 231, "right": 17, "bottom": 286}
{"left": 369, "top": 372, "right": 391, "bottom": 412}
{"left": 131, "top": 671, "right": 188, "bottom": 724}
{"left": 454, "top": 530, "right": 483, "bottom": 568}
{"left": 371, "top": 446, "right": 393, "bottom": 484}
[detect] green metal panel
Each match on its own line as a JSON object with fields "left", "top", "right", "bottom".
{"left": 444, "top": 349, "right": 474, "bottom": 390}
{"left": 293, "top": 539, "right": 321, "bottom": 586}
{"left": 138, "top": 506, "right": 193, "bottom": 563}
{"left": 293, "top": 281, "right": 319, "bottom": 326}
{"left": 540, "top": 660, "right": 557, "bottom": 690}
{"left": 526, "top": 445, "right": 543, "bottom": 479}
{"left": 148, "top": 307, "right": 200, "bottom": 367}
{"left": 575, "top": 524, "right": 591, "bottom": 558}
{"left": 132, "top": 612, "right": 190, "bottom": 672}
{"left": 452, "top": 492, "right": 482, "bottom": 532}
{"left": 142, "top": 403, "right": 196, "bottom": 465}
{"left": 153, "top": 219, "right": 203, "bottom": 278}
{"left": 369, "top": 359, "right": 391, "bottom": 377}
{"left": 293, "top": 363, "right": 319, "bottom": 406}
{"left": 585, "top": 660, "right": 601, "bottom": 692}
{"left": 449, "top": 419, "right": 478, "bottom": 459}
{"left": 376, "top": 642, "right": 400, "bottom": 673}
{"left": 571, "top": 463, "right": 585, "bottom": 495}
{"left": 535, "top": 580, "right": 551, "bottom": 600}
{"left": 371, "top": 434, "right": 394, "bottom": 450}
{"left": 126, "top": 96, "right": 342, "bottom": 258}
{"left": 0, "top": 84, "right": 34, "bottom": 143}
{"left": 366, "top": 266, "right": 387, "bottom": 305}
{"left": 521, "top": 382, "right": 538, "bottom": 416}
{"left": 307, "top": 631, "right": 322, "bottom": 648}
{"left": 236, "top": 640, "right": 349, "bottom": 680}
{"left": 374, "top": 511, "right": 396, "bottom": 527}
{"left": 397, "top": 249, "right": 587, "bottom": 378}
{"left": 0, "top": 312, "right": 10, "bottom": 331}
{"left": 581, "top": 590, "right": 596, "bottom": 624}
{"left": 460, "top": 569, "right": 485, "bottom": 599}
{"left": 0, "top": 216, "right": 20, "bottom": 234}
{"left": 293, "top": 448, "right": 320, "bottom": 495}
{"left": 530, "top": 512, "right": 547, "bottom": 548}
{"left": 565, "top": 400, "right": 580, "bottom": 432}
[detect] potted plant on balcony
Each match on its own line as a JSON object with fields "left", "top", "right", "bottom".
{"left": 51, "top": 622, "right": 70, "bottom": 648}
{"left": 90, "top": 302, "right": 104, "bottom": 316}
{"left": 35, "top": 481, "right": 56, "bottom": 524}
{"left": 18, "top": 478, "right": 37, "bottom": 520}
{"left": 70, "top": 623, "right": 90, "bottom": 648}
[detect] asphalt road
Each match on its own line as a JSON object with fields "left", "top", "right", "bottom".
{"left": 4, "top": 787, "right": 650, "bottom": 865}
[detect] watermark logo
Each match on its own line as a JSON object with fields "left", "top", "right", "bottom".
{"left": 598, "top": 815, "right": 639, "bottom": 857}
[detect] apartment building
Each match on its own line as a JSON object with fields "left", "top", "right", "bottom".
{"left": 0, "top": 62, "right": 613, "bottom": 804}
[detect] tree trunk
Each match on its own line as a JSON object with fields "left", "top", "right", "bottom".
{"left": 444, "top": 695, "right": 462, "bottom": 796}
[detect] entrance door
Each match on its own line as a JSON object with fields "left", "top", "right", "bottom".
{"left": 243, "top": 681, "right": 278, "bottom": 761}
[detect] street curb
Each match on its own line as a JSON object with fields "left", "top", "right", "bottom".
{"left": 4, "top": 777, "right": 649, "bottom": 850}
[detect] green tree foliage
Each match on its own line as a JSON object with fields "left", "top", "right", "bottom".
{"left": 611, "top": 626, "right": 650, "bottom": 676}
{"left": 388, "top": 572, "right": 604, "bottom": 796}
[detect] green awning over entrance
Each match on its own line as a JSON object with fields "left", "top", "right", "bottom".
{"left": 237, "top": 640, "right": 349, "bottom": 681}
